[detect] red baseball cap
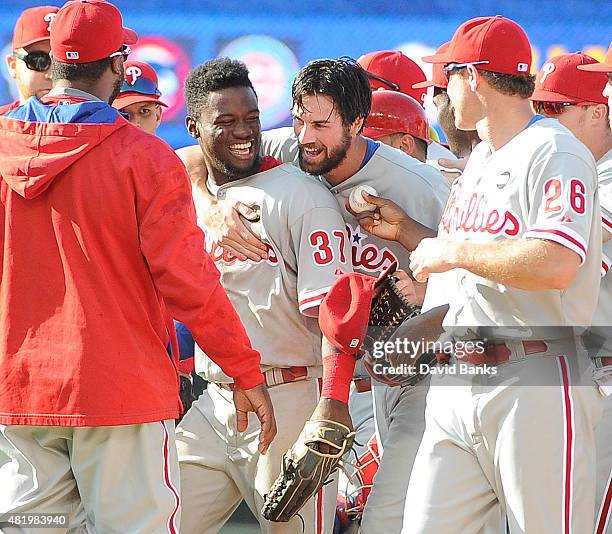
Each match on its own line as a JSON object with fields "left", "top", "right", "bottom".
{"left": 531, "top": 53, "right": 608, "bottom": 105}
{"left": 50, "top": 0, "right": 137, "bottom": 64}
{"left": 319, "top": 263, "right": 397, "bottom": 354}
{"left": 577, "top": 42, "right": 612, "bottom": 73}
{"left": 423, "top": 16, "right": 532, "bottom": 76}
{"left": 413, "top": 42, "right": 450, "bottom": 90}
{"left": 113, "top": 60, "right": 168, "bottom": 110}
{"left": 358, "top": 51, "right": 428, "bottom": 105}
{"left": 12, "top": 6, "right": 59, "bottom": 50}
{"left": 363, "top": 90, "right": 429, "bottom": 142}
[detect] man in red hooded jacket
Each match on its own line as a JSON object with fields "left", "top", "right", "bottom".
{"left": 0, "top": 1, "right": 276, "bottom": 532}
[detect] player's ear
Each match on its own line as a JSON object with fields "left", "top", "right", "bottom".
{"left": 185, "top": 116, "right": 199, "bottom": 139}
{"left": 6, "top": 54, "right": 17, "bottom": 79}
{"left": 399, "top": 134, "right": 416, "bottom": 156}
{"left": 110, "top": 56, "right": 123, "bottom": 76}
{"left": 466, "top": 64, "right": 480, "bottom": 92}
{"left": 590, "top": 103, "right": 608, "bottom": 124}
{"left": 154, "top": 104, "right": 163, "bottom": 127}
{"left": 350, "top": 115, "right": 365, "bottom": 136}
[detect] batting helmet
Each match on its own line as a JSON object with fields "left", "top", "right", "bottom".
{"left": 357, "top": 50, "right": 427, "bottom": 105}
{"left": 363, "top": 90, "right": 429, "bottom": 143}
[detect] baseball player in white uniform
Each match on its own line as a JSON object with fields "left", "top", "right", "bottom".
{"left": 400, "top": 16, "right": 603, "bottom": 534}
{"left": 259, "top": 58, "right": 449, "bottom": 533}
{"left": 177, "top": 57, "right": 449, "bottom": 532}
{"left": 573, "top": 45, "right": 612, "bottom": 534}
{"left": 174, "top": 58, "right": 351, "bottom": 534}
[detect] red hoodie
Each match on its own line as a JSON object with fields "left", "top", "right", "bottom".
{"left": 0, "top": 97, "right": 264, "bottom": 426}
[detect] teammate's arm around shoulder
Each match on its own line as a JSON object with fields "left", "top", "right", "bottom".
{"left": 175, "top": 144, "right": 268, "bottom": 261}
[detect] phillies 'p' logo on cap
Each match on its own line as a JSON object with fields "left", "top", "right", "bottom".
{"left": 539, "top": 62, "right": 556, "bottom": 83}
{"left": 531, "top": 53, "right": 609, "bottom": 106}
{"left": 112, "top": 60, "right": 168, "bottom": 111}
{"left": 12, "top": 5, "right": 60, "bottom": 50}
{"left": 44, "top": 12, "right": 57, "bottom": 32}
{"left": 126, "top": 65, "right": 143, "bottom": 85}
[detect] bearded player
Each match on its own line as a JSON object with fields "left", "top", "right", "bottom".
{"left": 178, "top": 57, "right": 448, "bottom": 533}
{"left": 174, "top": 58, "right": 353, "bottom": 534}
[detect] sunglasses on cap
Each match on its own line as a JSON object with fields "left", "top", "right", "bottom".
{"left": 120, "top": 75, "right": 161, "bottom": 97}
{"left": 13, "top": 50, "right": 51, "bottom": 72}
{"left": 364, "top": 71, "right": 401, "bottom": 92}
{"left": 109, "top": 45, "right": 131, "bottom": 59}
{"left": 338, "top": 55, "right": 401, "bottom": 91}
{"left": 443, "top": 60, "right": 490, "bottom": 80}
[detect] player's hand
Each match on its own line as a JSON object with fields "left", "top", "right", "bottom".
{"left": 438, "top": 158, "right": 468, "bottom": 178}
{"left": 208, "top": 200, "right": 269, "bottom": 262}
{"left": 394, "top": 269, "right": 427, "bottom": 306}
{"left": 347, "top": 193, "right": 408, "bottom": 242}
{"left": 409, "top": 237, "right": 463, "bottom": 282}
{"left": 233, "top": 383, "right": 277, "bottom": 454}
{"left": 310, "top": 398, "right": 353, "bottom": 455}
{"left": 348, "top": 193, "right": 436, "bottom": 251}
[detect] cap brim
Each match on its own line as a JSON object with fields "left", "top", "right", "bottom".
{"left": 14, "top": 36, "right": 51, "bottom": 49}
{"left": 529, "top": 88, "right": 581, "bottom": 103}
{"left": 422, "top": 52, "right": 451, "bottom": 64}
{"left": 363, "top": 127, "right": 393, "bottom": 140}
{"left": 412, "top": 79, "right": 435, "bottom": 89}
{"left": 577, "top": 62, "right": 612, "bottom": 73}
{"left": 123, "top": 27, "right": 138, "bottom": 45}
{"left": 113, "top": 93, "right": 167, "bottom": 110}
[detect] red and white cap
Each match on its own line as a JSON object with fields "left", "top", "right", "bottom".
{"left": 423, "top": 16, "right": 532, "bottom": 76}
{"left": 357, "top": 50, "right": 428, "bottom": 105}
{"left": 113, "top": 60, "right": 168, "bottom": 110}
{"left": 12, "top": 6, "right": 59, "bottom": 50}
{"left": 577, "top": 42, "right": 612, "bottom": 73}
{"left": 531, "top": 53, "right": 608, "bottom": 105}
{"left": 413, "top": 42, "right": 450, "bottom": 90}
{"left": 50, "top": 0, "right": 137, "bottom": 64}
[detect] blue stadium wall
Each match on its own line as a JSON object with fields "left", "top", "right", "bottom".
{"left": 1, "top": 1, "right": 610, "bottom": 148}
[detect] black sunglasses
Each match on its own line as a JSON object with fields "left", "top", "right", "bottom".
{"left": 13, "top": 50, "right": 51, "bottom": 72}
{"left": 337, "top": 55, "right": 402, "bottom": 92}
{"left": 364, "top": 71, "right": 401, "bottom": 92}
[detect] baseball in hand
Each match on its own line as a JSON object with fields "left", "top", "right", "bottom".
{"left": 349, "top": 185, "right": 378, "bottom": 213}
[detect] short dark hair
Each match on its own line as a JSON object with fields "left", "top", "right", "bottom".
{"left": 480, "top": 70, "right": 535, "bottom": 98}
{"left": 292, "top": 58, "right": 371, "bottom": 133}
{"left": 185, "top": 58, "right": 255, "bottom": 118}
{"left": 457, "top": 68, "right": 535, "bottom": 99}
{"left": 51, "top": 58, "right": 112, "bottom": 83}
{"left": 414, "top": 137, "right": 428, "bottom": 160}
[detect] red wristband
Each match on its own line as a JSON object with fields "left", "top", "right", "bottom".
{"left": 321, "top": 353, "right": 357, "bottom": 404}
